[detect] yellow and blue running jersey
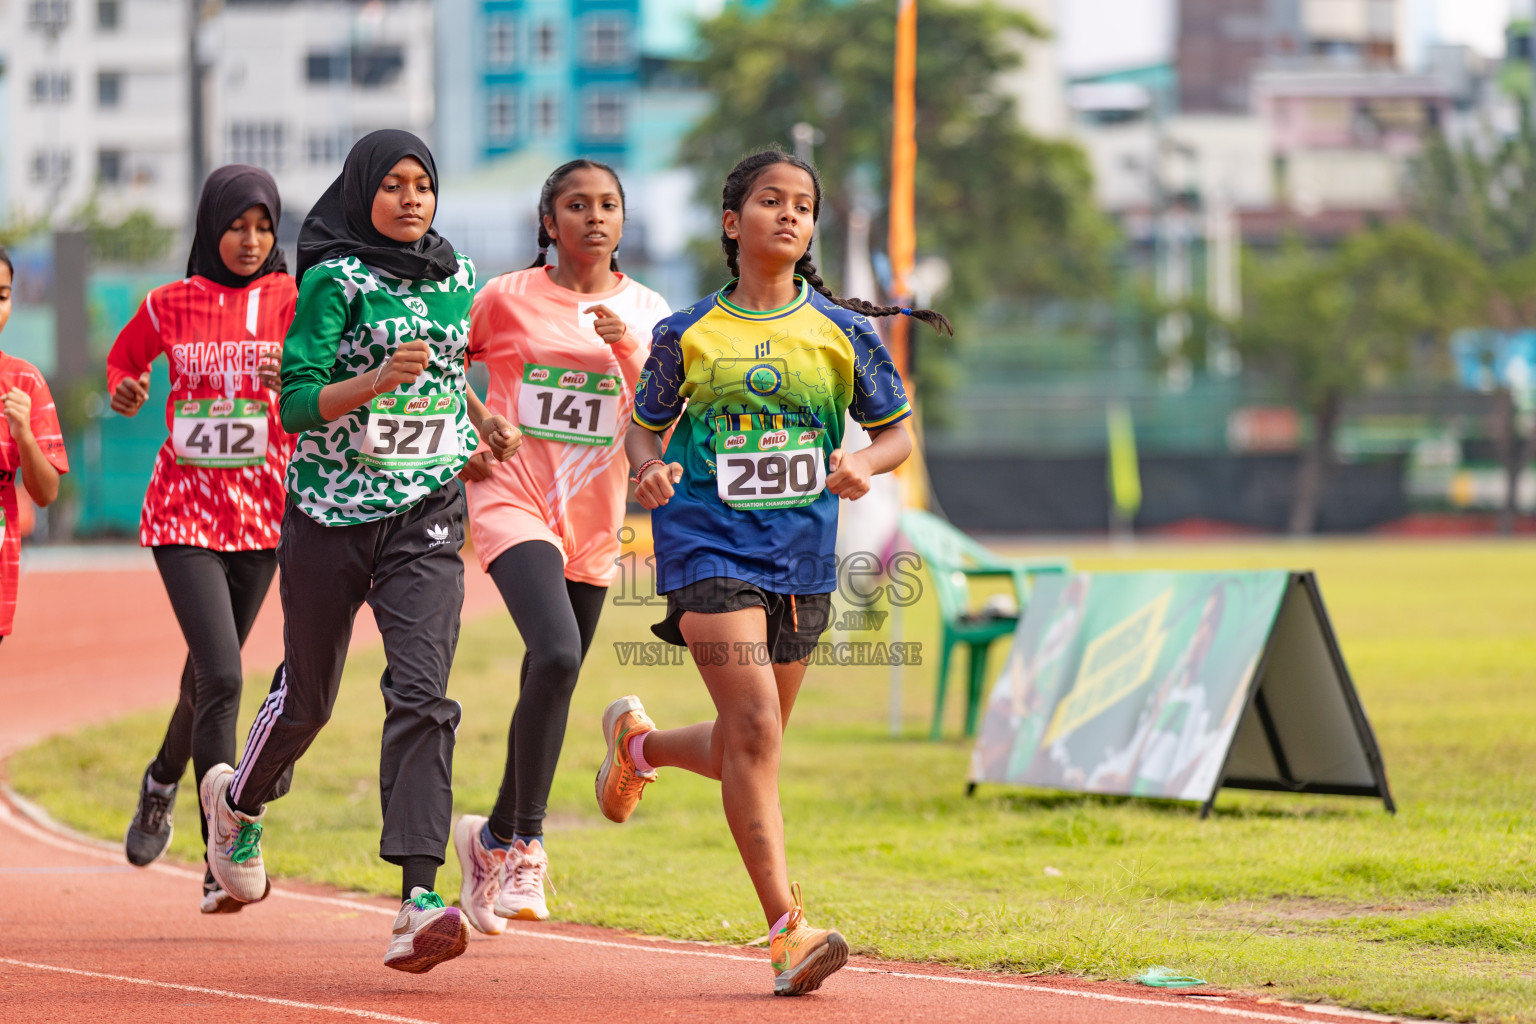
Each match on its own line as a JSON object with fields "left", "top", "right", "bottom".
{"left": 633, "top": 278, "right": 911, "bottom": 594}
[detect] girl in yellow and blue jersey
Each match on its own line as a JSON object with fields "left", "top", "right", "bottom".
{"left": 593, "top": 149, "right": 950, "bottom": 997}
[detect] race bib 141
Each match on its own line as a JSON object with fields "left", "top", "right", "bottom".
{"left": 172, "top": 398, "right": 269, "bottom": 468}
{"left": 518, "top": 364, "right": 622, "bottom": 446}
{"left": 356, "top": 393, "right": 463, "bottom": 470}
{"left": 714, "top": 422, "right": 826, "bottom": 510}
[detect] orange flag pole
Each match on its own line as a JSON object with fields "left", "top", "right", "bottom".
{"left": 889, "top": 0, "right": 924, "bottom": 508}
{"left": 888, "top": 0, "right": 917, "bottom": 383}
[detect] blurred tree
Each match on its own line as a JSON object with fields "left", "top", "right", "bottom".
{"left": 1408, "top": 109, "right": 1536, "bottom": 531}
{"left": 1237, "top": 225, "right": 1486, "bottom": 533}
{"left": 680, "top": 0, "right": 1115, "bottom": 320}
{"left": 1408, "top": 102, "right": 1536, "bottom": 269}
{"left": 79, "top": 205, "right": 175, "bottom": 266}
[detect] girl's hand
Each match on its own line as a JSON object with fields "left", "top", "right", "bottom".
{"left": 479, "top": 414, "right": 521, "bottom": 461}
{"left": 635, "top": 461, "right": 683, "bottom": 509}
{"left": 826, "top": 448, "right": 873, "bottom": 500}
{"left": 257, "top": 352, "right": 282, "bottom": 391}
{"left": 110, "top": 371, "right": 152, "bottom": 417}
{"left": 458, "top": 450, "right": 496, "bottom": 482}
{"left": 586, "top": 304, "right": 627, "bottom": 346}
{"left": 372, "top": 340, "right": 432, "bottom": 394}
{"left": 3, "top": 388, "right": 34, "bottom": 441}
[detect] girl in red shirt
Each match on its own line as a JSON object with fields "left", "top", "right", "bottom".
{"left": 106, "top": 166, "right": 298, "bottom": 912}
{"left": 0, "top": 244, "right": 69, "bottom": 644}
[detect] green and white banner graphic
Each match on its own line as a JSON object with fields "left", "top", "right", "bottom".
{"left": 970, "top": 570, "right": 1393, "bottom": 814}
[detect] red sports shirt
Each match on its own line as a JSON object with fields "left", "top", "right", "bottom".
{"left": 1, "top": 351, "right": 70, "bottom": 636}
{"left": 106, "top": 273, "right": 298, "bottom": 550}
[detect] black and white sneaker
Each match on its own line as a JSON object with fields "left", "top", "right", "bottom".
{"left": 201, "top": 867, "right": 244, "bottom": 915}
{"left": 124, "top": 766, "right": 176, "bottom": 867}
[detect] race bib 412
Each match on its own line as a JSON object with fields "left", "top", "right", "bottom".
{"left": 172, "top": 398, "right": 269, "bottom": 468}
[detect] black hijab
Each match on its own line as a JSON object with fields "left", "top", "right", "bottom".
{"left": 187, "top": 164, "right": 287, "bottom": 289}
{"left": 295, "top": 129, "right": 459, "bottom": 283}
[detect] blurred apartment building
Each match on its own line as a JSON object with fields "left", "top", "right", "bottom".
{"left": 205, "top": 0, "right": 437, "bottom": 226}
{"left": 0, "top": 0, "right": 193, "bottom": 227}
{"left": 1068, "top": 0, "right": 1486, "bottom": 247}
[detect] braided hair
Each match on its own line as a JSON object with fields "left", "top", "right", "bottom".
{"left": 529, "top": 159, "right": 626, "bottom": 272}
{"left": 719, "top": 149, "right": 952, "bottom": 335}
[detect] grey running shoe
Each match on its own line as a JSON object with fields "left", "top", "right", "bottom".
{"left": 384, "top": 888, "right": 469, "bottom": 973}
{"left": 200, "top": 763, "right": 269, "bottom": 904}
{"left": 124, "top": 766, "right": 176, "bottom": 867}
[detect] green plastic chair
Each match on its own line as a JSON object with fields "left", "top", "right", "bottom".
{"left": 897, "top": 509, "right": 1069, "bottom": 739}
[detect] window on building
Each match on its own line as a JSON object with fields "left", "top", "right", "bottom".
{"left": 305, "top": 129, "right": 348, "bottom": 166}
{"left": 97, "top": 0, "right": 119, "bottom": 29}
{"left": 97, "top": 71, "right": 123, "bottom": 108}
{"left": 31, "top": 71, "right": 71, "bottom": 104}
{"left": 488, "top": 18, "right": 515, "bottom": 66}
{"left": 307, "top": 46, "right": 406, "bottom": 87}
{"left": 27, "top": 1, "right": 70, "bottom": 34}
{"left": 489, "top": 92, "right": 517, "bottom": 142}
{"left": 534, "top": 23, "right": 557, "bottom": 63}
{"left": 535, "top": 95, "right": 558, "bottom": 137}
{"left": 582, "top": 16, "right": 630, "bottom": 67}
{"left": 580, "top": 91, "right": 626, "bottom": 141}
{"left": 228, "top": 122, "right": 287, "bottom": 171}
{"left": 98, "top": 148, "right": 124, "bottom": 185}
{"left": 352, "top": 46, "right": 405, "bottom": 87}
{"left": 30, "top": 149, "right": 71, "bottom": 186}
{"left": 307, "top": 51, "right": 346, "bottom": 83}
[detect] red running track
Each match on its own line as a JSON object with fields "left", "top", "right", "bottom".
{"left": 0, "top": 555, "right": 1408, "bottom": 1023}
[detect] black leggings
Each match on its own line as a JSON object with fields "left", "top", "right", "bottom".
{"left": 487, "top": 541, "right": 607, "bottom": 839}
{"left": 149, "top": 545, "right": 276, "bottom": 842}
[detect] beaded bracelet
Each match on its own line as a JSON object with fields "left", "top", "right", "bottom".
{"left": 633, "top": 458, "right": 667, "bottom": 484}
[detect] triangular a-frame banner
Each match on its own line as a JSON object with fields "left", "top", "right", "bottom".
{"left": 967, "top": 571, "right": 1394, "bottom": 817}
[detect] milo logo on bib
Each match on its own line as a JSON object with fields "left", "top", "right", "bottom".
{"left": 713, "top": 417, "right": 827, "bottom": 511}
{"left": 209, "top": 398, "right": 235, "bottom": 417}
{"left": 518, "top": 363, "right": 622, "bottom": 447}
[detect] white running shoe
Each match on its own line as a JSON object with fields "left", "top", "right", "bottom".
{"left": 494, "top": 838, "right": 551, "bottom": 921}
{"left": 384, "top": 888, "right": 469, "bottom": 973}
{"left": 453, "top": 814, "right": 507, "bottom": 935}
{"left": 200, "top": 763, "right": 269, "bottom": 904}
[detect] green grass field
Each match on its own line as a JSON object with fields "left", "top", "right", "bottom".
{"left": 9, "top": 539, "right": 1534, "bottom": 1022}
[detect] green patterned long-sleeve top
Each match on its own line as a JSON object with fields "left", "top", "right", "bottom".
{"left": 279, "top": 254, "right": 478, "bottom": 525}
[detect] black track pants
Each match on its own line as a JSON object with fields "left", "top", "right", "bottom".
{"left": 486, "top": 540, "right": 607, "bottom": 839}
{"left": 230, "top": 483, "right": 466, "bottom": 865}
{"left": 149, "top": 545, "right": 276, "bottom": 843}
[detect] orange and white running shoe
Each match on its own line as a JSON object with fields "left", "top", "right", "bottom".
{"left": 595, "top": 696, "right": 657, "bottom": 823}
{"left": 770, "top": 884, "right": 849, "bottom": 996}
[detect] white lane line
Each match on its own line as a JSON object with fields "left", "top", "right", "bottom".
{"left": 0, "top": 794, "right": 1394, "bottom": 1024}
{"left": 0, "top": 958, "right": 439, "bottom": 1024}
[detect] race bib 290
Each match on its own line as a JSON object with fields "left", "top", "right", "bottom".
{"left": 714, "top": 422, "right": 826, "bottom": 510}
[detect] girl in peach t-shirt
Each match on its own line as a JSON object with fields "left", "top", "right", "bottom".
{"left": 454, "top": 161, "right": 669, "bottom": 930}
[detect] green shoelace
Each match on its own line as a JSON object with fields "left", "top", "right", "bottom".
{"left": 410, "top": 890, "right": 447, "bottom": 912}
{"left": 229, "top": 821, "right": 263, "bottom": 864}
